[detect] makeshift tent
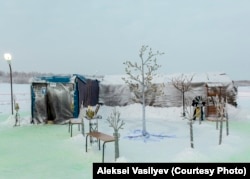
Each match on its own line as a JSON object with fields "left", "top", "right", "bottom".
{"left": 30, "top": 74, "right": 99, "bottom": 124}
{"left": 98, "top": 72, "right": 237, "bottom": 110}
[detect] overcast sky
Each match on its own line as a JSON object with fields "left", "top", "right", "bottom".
{"left": 1, "top": 0, "right": 250, "bottom": 80}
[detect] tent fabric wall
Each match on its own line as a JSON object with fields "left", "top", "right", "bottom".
{"left": 99, "top": 82, "right": 208, "bottom": 107}
{"left": 78, "top": 79, "right": 100, "bottom": 107}
{"left": 98, "top": 84, "right": 133, "bottom": 106}
{"left": 31, "top": 83, "right": 48, "bottom": 124}
{"left": 31, "top": 82, "right": 74, "bottom": 124}
{"left": 31, "top": 74, "right": 99, "bottom": 124}
{"left": 98, "top": 73, "right": 237, "bottom": 108}
{"left": 46, "top": 83, "right": 74, "bottom": 124}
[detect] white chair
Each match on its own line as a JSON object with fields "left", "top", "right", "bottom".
{"left": 68, "top": 104, "right": 85, "bottom": 137}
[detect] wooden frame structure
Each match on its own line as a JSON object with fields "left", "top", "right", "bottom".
{"left": 205, "top": 83, "right": 227, "bottom": 118}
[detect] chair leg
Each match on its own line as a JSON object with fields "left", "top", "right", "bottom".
{"left": 70, "top": 124, "right": 73, "bottom": 137}
{"left": 81, "top": 122, "right": 85, "bottom": 136}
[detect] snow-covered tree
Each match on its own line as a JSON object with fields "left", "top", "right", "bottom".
{"left": 171, "top": 74, "right": 194, "bottom": 117}
{"left": 215, "top": 96, "right": 227, "bottom": 145}
{"left": 122, "top": 45, "right": 164, "bottom": 136}
{"left": 183, "top": 98, "right": 196, "bottom": 148}
{"left": 225, "top": 98, "right": 229, "bottom": 136}
{"left": 107, "top": 108, "right": 125, "bottom": 161}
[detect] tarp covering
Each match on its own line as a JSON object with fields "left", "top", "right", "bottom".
{"left": 30, "top": 74, "right": 99, "bottom": 124}
{"left": 31, "top": 83, "right": 48, "bottom": 123}
{"left": 46, "top": 83, "right": 73, "bottom": 124}
{"left": 78, "top": 79, "right": 100, "bottom": 107}
{"left": 98, "top": 72, "right": 237, "bottom": 107}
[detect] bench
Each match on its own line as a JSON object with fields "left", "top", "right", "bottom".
{"left": 85, "top": 131, "right": 115, "bottom": 163}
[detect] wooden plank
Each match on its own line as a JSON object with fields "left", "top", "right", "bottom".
{"left": 87, "top": 131, "right": 115, "bottom": 142}
{"left": 69, "top": 118, "right": 82, "bottom": 124}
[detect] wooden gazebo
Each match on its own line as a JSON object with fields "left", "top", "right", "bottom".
{"left": 205, "top": 83, "right": 227, "bottom": 118}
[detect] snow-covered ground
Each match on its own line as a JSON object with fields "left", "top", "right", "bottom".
{"left": 0, "top": 83, "right": 250, "bottom": 179}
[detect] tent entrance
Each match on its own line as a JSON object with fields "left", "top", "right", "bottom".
{"left": 31, "top": 82, "right": 74, "bottom": 124}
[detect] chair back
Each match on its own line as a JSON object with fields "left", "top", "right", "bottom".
{"left": 79, "top": 104, "right": 85, "bottom": 119}
{"left": 94, "top": 104, "right": 100, "bottom": 115}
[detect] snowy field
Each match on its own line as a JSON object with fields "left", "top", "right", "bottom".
{"left": 0, "top": 83, "right": 250, "bottom": 179}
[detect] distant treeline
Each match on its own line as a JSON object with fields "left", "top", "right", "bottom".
{"left": 234, "top": 80, "right": 250, "bottom": 87}
{"left": 0, "top": 70, "right": 250, "bottom": 86}
{"left": 0, "top": 70, "right": 59, "bottom": 84}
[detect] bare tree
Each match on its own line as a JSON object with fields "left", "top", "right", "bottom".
{"left": 171, "top": 74, "right": 194, "bottom": 117}
{"left": 183, "top": 97, "right": 195, "bottom": 148}
{"left": 215, "top": 96, "right": 226, "bottom": 145}
{"left": 214, "top": 95, "right": 220, "bottom": 130}
{"left": 107, "top": 108, "right": 125, "bottom": 161}
{"left": 225, "top": 98, "right": 229, "bottom": 136}
{"left": 122, "top": 45, "right": 164, "bottom": 136}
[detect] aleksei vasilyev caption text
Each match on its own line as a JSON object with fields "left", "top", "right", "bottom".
{"left": 93, "top": 163, "right": 249, "bottom": 178}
